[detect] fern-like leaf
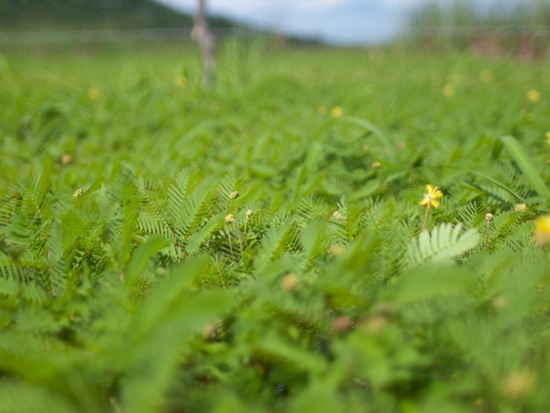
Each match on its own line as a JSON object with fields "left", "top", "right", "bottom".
{"left": 296, "top": 196, "right": 331, "bottom": 223}
{"left": 407, "top": 223, "right": 480, "bottom": 268}
{"left": 184, "top": 213, "right": 224, "bottom": 256}
{"left": 253, "top": 218, "right": 294, "bottom": 273}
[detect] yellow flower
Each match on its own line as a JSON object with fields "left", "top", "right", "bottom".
{"left": 443, "top": 84, "right": 454, "bottom": 98}
{"left": 73, "top": 188, "right": 84, "bottom": 199}
{"left": 61, "top": 154, "right": 72, "bottom": 166}
{"left": 502, "top": 370, "right": 535, "bottom": 398}
{"left": 328, "top": 243, "right": 345, "bottom": 257}
{"left": 282, "top": 272, "right": 298, "bottom": 292}
{"left": 526, "top": 89, "right": 541, "bottom": 103}
{"left": 330, "top": 106, "right": 344, "bottom": 118}
{"left": 225, "top": 214, "right": 235, "bottom": 224}
{"left": 534, "top": 214, "right": 550, "bottom": 247}
{"left": 419, "top": 184, "right": 443, "bottom": 208}
{"left": 514, "top": 203, "right": 528, "bottom": 214}
{"left": 175, "top": 75, "right": 188, "bottom": 88}
{"left": 87, "top": 87, "right": 100, "bottom": 101}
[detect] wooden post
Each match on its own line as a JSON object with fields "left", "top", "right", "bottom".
{"left": 192, "top": 0, "right": 216, "bottom": 87}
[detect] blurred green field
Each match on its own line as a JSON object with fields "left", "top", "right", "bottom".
{"left": 1, "top": 43, "right": 550, "bottom": 413}
{"left": 3, "top": 43, "right": 549, "bottom": 181}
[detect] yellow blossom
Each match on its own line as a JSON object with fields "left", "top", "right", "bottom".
{"left": 492, "top": 295, "right": 507, "bottom": 311}
{"left": 175, "top": 75, "right": 188, "bottom": 88}
{"left": 61, "top": 154, "right": 72, "bottom": 166}
{"left": 282, "top": 273, "right": 298, "bottom": 292}
{"left": 328, "top": 243, "right": 345, "bottom": 257}
{"left": 443, "top": 84, "right": 454, "bottom": 98}
{"left": 502, "top": 370, "right": 535, "bottom": 398}
{"left": 225, "top": 214, "right": 235, "bottom": 224}
{"left": 73, "top": 188, "right": 84, "bottom": 199}
{"left": 87, "top": 87, "right": 100, "bottom": 101}
{"left": 419, "top": 185, "right": 443, "bottom": 208}
{"left": 330, "top": 106, "right": 344, "bottom": 118}
{"left": 534, "top": 214, "right": 550, "bottom": 247}
{"left": 526, "top": 89, "right": 541, "bottom": 103}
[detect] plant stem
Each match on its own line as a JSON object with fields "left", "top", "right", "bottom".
{"left": 226, "top": 223, "right": 233, "bottom": 254}
{"left": 422, "top": 204, "right": 430, "bottom": 231}
{"left": 485, "top": 213, "right": 493, "bottom": 248}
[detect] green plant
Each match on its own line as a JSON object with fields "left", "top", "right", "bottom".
{"left": 1, "top": 44, "right": 549, "bottom": 413}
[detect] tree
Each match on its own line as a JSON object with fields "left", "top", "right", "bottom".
{"left": 191, "top": 0, "right": 216, "bottom": 87}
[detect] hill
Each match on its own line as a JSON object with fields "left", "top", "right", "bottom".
{"left": 0, "top": 0, "right": 234, "bottom": 30}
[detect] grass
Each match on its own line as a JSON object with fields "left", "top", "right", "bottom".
{"left": 1, "top": 41, "right": 550, "bottom": 413}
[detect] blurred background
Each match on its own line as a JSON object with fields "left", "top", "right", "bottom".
{"left": 0, "top": 0, "right": 549, "bottom": 58}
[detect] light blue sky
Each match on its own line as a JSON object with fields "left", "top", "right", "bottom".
{"left": 157, "top": 0, "right": 520, "bottom": 44}
{"left": 156, "top": 0, "right": 426, "bottom": 44}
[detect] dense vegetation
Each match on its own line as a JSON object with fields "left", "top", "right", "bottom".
{"left": 1, "top": 42, "right": 550, "bottom": 412}
{"left": 405, "top": 0, "right": 550, "bottom": 58}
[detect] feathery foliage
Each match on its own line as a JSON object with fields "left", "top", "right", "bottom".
{"left": 0, "top": 43, "right": 549, "bottom": 413}
{"left": 407, "top": 223, "right": 481, "bottom": 268}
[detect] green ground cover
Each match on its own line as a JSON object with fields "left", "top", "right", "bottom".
{"left": 1, "top": 43, "right": 550, "bottom": 412}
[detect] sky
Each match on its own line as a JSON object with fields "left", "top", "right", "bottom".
{"left": 156, "top": 0, "right": 427, "bottom": 44}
